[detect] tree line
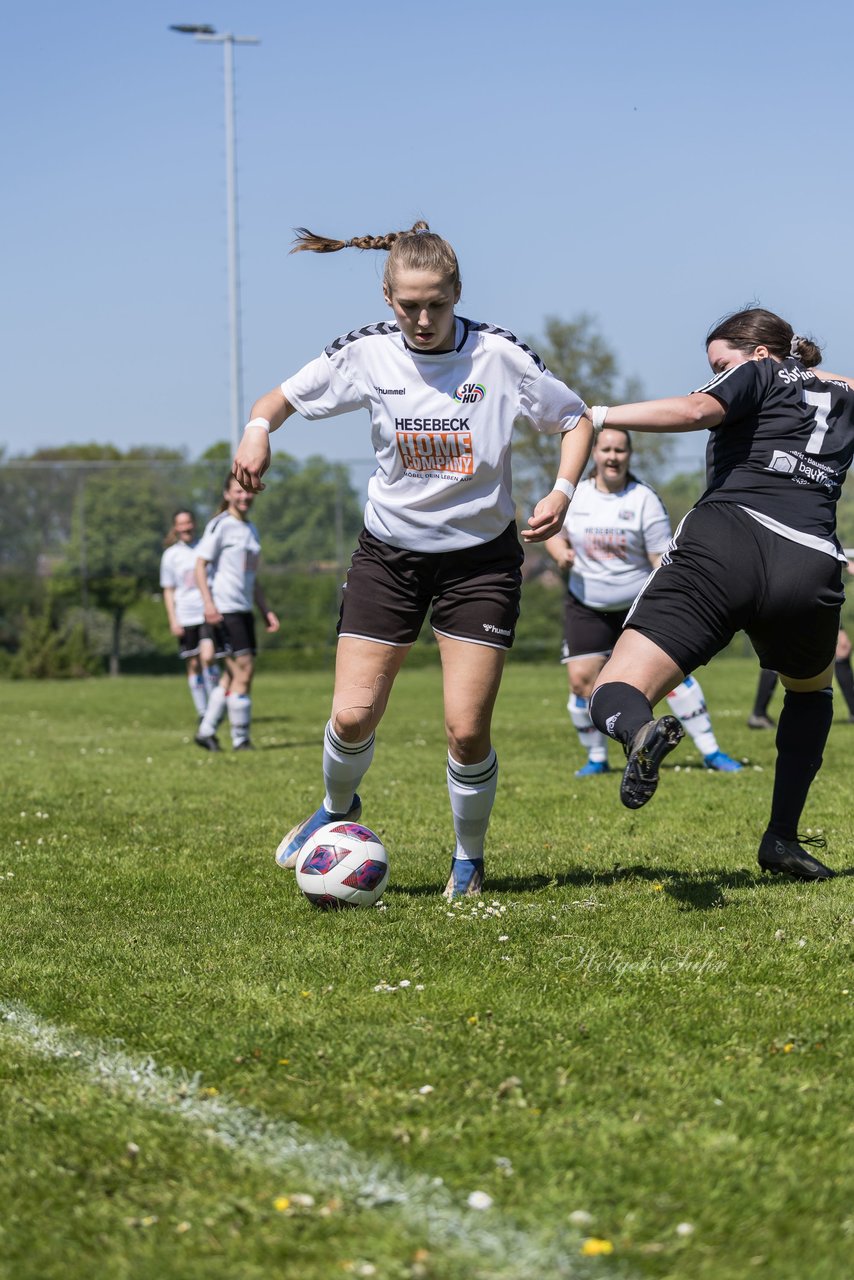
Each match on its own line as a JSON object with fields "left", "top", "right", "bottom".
{"left": 7, "top": 314, "right": 849, "bottom": 678}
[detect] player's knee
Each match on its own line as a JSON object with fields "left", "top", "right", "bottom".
{"left": 331, "top": 676, "right": 389, "bottom": 742}
{"left": 569, "top": 672, "right": 594, "bottom": 699}
{"left": 445, "top": 722, "right": 489, "bottom": 764}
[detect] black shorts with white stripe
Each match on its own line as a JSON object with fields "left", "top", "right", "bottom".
{"left": 560, "top": 592, "right": 629, "bottom": 664}
{"left": 176, "top": 622, "right": 211, "bottom": 660}
{"left": 338, "top": 523, "right": 523, "bottom": 650}
{"left": 625, "top": 503, "right": 844, "bottom": 679}
{"left": 210, "top": 611, "right": 257, "bottom": 659}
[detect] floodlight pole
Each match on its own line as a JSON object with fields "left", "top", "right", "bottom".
{"left": 171, "top": 25, "right": 259, "bottom": 455}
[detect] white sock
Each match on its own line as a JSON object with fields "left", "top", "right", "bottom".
{"left": 227, "top": 692, "right": 252, "bottom": 747}
{"left": 322, "top": 721, "right": 374, "bottom": 815}
{"left": 446, "top": 749, "right": 498, "bottom": 861}
{"left": 203, "top": 665, "right": 221, "bottom": 697}
{"left": 198, "top": 684, "right": 227, "bottom": 737}
{"left": 665, "top": 676, "right": 719, "bottom": 756}
{"left": 568, "top": 693, "right": 608, "bottom": 763}
{"left": 188, "top": 673, "right": 208, "bottom": 717}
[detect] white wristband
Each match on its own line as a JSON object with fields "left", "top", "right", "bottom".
{"left": 244, "top": 417, "right": 270, "bottom": 432}
{"left": 553, "top": 478, "right": 575, "bottom": 500}
{"left": 591, "top": 405, "right": 609, "bottom": 430}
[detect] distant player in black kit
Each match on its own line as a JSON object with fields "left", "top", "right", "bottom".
{"left": 585, "top": 308, "right": 854, "bottom": 881}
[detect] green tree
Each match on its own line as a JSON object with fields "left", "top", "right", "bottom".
{"left": 195, "top": 443, "right": 364, "bottom": 569}
{"left": 55, "top": 461, "right": 184, "bottom": 675}
{"left": 255, "top": 455, "right": 363, "bottom": 568}
{"left": 513, "top": 314, "right": 664, "bottom": 511}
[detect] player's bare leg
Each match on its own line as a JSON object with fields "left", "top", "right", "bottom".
{"left": 436, "top": 635, "right": 505, "bottom": 899}
{"left": 276, "top": 637, "right": 409, "bottom": 868}
{"left": 566, "top": 654, "right": 610, "bottom": 777}
{"left": 227, "top": 652, "right": 255, "bottom": 750}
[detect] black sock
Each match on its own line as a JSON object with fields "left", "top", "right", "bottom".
{"left": 753, "top": 668, "right": 778, "bottom": 718}
{"left": 834, "top": 658, "right": 854, "bottom": 715}
{"left": 589, "top": 682, "right": 653, "bottom": 748}
{"left": 767, "top": 688, "right": 833, "bottom": 840}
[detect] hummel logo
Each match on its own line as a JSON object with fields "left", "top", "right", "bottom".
{"left": 375, "top": 385, "right": 406, "bottom": 395}
{"left": 482, "top": 623, "right": 512, "bottom": 636}
{"left": 605, "top": 713, "right": 621, "bottom": 735}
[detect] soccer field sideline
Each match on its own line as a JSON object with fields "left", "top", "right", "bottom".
{"left": 0, "top": 1000, "right": 595, "bottom": 1280}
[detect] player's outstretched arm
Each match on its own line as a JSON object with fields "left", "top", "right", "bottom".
{"left": 817, "top": 369, "right": 854, "bottom": 390}
{"left": 232, "top": 388, "right": 297, "bottom": 493}
{"left": 523, "top": 417, "right": 593, "bottom": 543}
{"left": 588, "top": 393, "right": 725, "bottom": 433}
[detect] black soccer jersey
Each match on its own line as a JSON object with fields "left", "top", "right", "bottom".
{"left": 692, "top": 357, "right": 854, "bottom": 557}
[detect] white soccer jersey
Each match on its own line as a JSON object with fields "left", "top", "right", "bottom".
{"left": 196, "top": 513, "right": 261, "bottom": 613}
{"left": 281, "top": 316, "right": 586, "bottom": 552}
{"left": 565, "top": 476, "right": 672, "bottom": 611}
{"left": 159, "top": 541, "right": 205, "bottom": 627}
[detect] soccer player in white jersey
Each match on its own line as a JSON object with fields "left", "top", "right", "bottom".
{"left": 232, "top": 221, "right": 593, "bottom": 899}
{"left": 194, "top": 476, "right": 280, "bottom": 752}
{"left": 544, "top": 427, "right": 741, "bottom": 776}
{"left": 159, "top": 509, "right": 220, "bottom": 727}
{"left": 586, "top": 308, "right": 854, "bottom": 881}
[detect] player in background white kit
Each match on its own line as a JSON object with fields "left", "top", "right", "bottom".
{"left": 194, "top": 476, "right": 280, "bottom": 751}
{"left": 231, "top": 221, "right": 593, "bottom": 899}
{"left": 544, "top": 428, "right": 742, "bottom": 775}
{"left": 159, "top": 509, "right": 220, "bottom": 727}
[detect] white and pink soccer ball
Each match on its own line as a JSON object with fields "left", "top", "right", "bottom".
{"left": 295, "top": 821, "right": 389, "bottom": 910}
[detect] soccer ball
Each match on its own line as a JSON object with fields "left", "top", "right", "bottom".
{"left": 295, "top": 822, "right": 389, "bottom": 910}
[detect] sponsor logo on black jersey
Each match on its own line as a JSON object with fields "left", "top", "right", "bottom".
{"left": 375, "top": 385, "right": 406, "bottom": 395}
{"left": 767, "top": 450, "right": 797, "bottom": 475}
{"left": 454, "top": 382, "right": 486, "bottom": 404}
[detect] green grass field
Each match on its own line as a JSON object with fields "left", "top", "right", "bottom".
{"left": 2, "top": 660, "right": 853, "bottom": 1280}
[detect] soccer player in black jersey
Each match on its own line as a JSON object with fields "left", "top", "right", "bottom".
{"left": 586, "top": 307, "right": 854, "bottom": 881}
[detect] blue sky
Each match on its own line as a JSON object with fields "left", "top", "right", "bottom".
{"left": 5, "top": 0, "right": 854, "bottom": 476}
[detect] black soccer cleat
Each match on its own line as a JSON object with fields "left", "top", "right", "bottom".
{"left": 757, "top": 831, "right": 835, "bottom": 881}
{"left": 194, "top": 732, "right": 221, "bottom": 753}
{"left": 619, "top": 715, "right": 685, "bottom": 810}
{"left": 233, "top": 740, "right": 254, "bottom": 751}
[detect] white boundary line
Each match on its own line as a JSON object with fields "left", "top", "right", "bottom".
{"left": 1, "top": 1001, "right": 592, "bottom": 1278}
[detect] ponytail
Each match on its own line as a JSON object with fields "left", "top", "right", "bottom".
{"left": 291, "top": 220, "right": 461, "bottom": 293}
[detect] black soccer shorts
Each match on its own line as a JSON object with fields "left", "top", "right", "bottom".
{"left": 338, "top": 523, "right": 524, "bottom": 650}
{"left": 176, "top": 622, "right": 215, "bottom": 660}
{"left": 625, "top": 503, "right": 844, "bottom": 679}
{"left": 211, "top": 611, "right": 257, "bottom": 659}
{"left": 560, "top": 592, "right": 629, "bottom": 664}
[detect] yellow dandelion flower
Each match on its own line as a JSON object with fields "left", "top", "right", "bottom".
{"left": 278, "top": 1058, "right": 290, "bottom": 1065}
{"left": 202, "top": 1086, "right": 219, "bottom": 1097}
{"left": 652, "top": 882, "right": 664, "bottom": 892}
{"left": 783, "top": 1042, "right": 795, "bottom": 1053}
{"left": 467, "top": 1015, "right": 479, "bottom": 1025}
{"left": 581, "top": 1237, "right": 614, "bottom": 1256}
{"left": 273, "top": 1196, "right": 291, "bottom": 1212}
{"left": 301, "top": 991, "right": 312, "bottom": 998}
